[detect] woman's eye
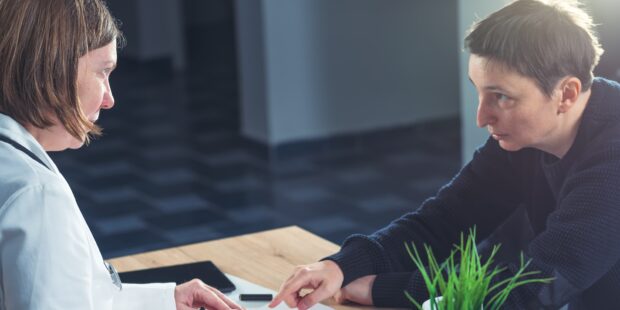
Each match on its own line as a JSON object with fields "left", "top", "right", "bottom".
{"left": 494, "top": 93, "right": 515, "bottom": 108}
{"left": 494, "top": 93, "right": 509, "bottom": 101}
{"left": 101, "top": 68, "right": 114, "bottom": 76}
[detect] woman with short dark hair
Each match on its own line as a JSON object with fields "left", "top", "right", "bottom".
{"left": 271, "top": 1, "right": 620, "bottom": 309}
{"left": 0, "top": 1, "right": 241, "bottom": 309}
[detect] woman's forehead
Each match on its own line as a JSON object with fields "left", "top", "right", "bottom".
{"left": 83, "top": 41, "right": 117, "bottom": 63}
{"left": 469, "top": 55, "right": 539, "bottom": 93}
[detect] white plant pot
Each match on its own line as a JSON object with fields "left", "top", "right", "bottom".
{"left": 422, "top": 296, "right": 443, "bottom": 310}
{"left": 422, "top": 296, "right": 483, "bottom": 310}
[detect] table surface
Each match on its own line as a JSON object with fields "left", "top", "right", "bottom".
{"left": 109, "top": 226, "right": 396, "bottom": 309}
{"left": 109, "top": 226, "right": 337, "bottom": 290}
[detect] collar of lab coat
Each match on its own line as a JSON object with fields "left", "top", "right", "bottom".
{"left": 0, "top": 113, "right": 59, "bottom": 174}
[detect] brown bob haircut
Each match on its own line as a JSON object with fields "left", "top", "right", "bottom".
{"left": 465, "top": 0, "right": 604, "bottom": 97}
{"left": 0, "top": 0, "right": 123, "bottom": 142}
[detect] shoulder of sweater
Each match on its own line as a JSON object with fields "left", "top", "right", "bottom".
{"left": 586, "top": 77, "right": 620, "bottom": 122}
{"left": 571, "top": 136, "right": 620, "bottom": 173}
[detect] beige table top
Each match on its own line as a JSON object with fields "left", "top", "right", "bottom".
{"left": 108, "top": 226, "right": 391, "bottom": 310}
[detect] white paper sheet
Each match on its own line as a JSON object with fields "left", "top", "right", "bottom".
{"left": 225, "top": 274, "right": 333, "bottom": 310}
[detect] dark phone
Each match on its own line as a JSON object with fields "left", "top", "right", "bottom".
{"left": 118, "top": 260, "right": 236, "bottom": 293}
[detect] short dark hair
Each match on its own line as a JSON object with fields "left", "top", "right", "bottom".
{"left": 465, "top": 0, "right": 604, "bottom": 97}
{"left": 0, "top": 0, "right": 124, "bottom": 142}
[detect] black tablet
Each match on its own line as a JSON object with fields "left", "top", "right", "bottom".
{"left": 118, "top": 260, "right": 236, "bottom": 293}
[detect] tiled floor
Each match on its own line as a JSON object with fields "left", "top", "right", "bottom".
{"left": 49, "top": 22, "right": 463, "bottom": 259}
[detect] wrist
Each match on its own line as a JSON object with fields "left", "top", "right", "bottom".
{"left": 372, "top": 272, "right": 424, "bottom": 307}
{"left": 323, "top": 235, "right": 382, "bottom": 287}
{"left": 322, "top": 260, "right": 344, "bottom": 285}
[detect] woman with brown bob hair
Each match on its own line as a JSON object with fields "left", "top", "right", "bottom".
{"left": 0, "top": 1, "right": 242, "bottom": 309}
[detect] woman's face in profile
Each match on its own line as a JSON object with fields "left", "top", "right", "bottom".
{"left": 468, "top": 54, "right": 562, "bottom": 153}
{"left": 68, "top": 39, "right": 117, "bottom": 149}
{"left": 78, "top": 39, "right": 117, "bottom": 126}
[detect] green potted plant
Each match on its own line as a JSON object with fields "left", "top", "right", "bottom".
{"left": 404, "top": 228, "right": 553, "bottom": 310}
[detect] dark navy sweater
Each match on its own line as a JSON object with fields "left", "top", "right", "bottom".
{"left": 327, "top": 78, "right": 620, "bottom": 309}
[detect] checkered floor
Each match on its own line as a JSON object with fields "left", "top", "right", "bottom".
{"left": 49, "top": 23, "right": 462, "bottom": 259}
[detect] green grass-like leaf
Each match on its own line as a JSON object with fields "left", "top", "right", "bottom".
{"left": 405, "top": 227, "right": 553, "bottom": 310}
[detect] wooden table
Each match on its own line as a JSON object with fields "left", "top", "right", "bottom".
{"left": 109, "top": 226, "right": 384, "bottom": 309}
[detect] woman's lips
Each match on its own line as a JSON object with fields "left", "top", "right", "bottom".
{"left": 492, "top": 133, "right": 508, "bottom": 140}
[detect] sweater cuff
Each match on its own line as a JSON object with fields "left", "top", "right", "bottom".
{"left": 372, "top": 272, "right": 429, "bottom": 308}
{"left": 322, "top": 236, "right": 377, "bottom": 287}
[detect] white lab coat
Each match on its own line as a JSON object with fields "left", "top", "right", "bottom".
{"left": 0, "top": 114, "right": 176, "bottom": 309}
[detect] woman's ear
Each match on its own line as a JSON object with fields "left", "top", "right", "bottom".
{"left": 556, "top": 77, "right": 582, "bottom": 115}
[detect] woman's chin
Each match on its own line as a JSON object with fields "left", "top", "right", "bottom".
{"left": 63, "top": 135, "right": 86, "bottom": 150}
{"left": 48, "top": 140, "right": 83, "bottom": 152}
{"left": 498, "top": 140, "right": 524, "bottom": 152}
{"left": 69, "top": 139, "right": 86, "bottom": 149}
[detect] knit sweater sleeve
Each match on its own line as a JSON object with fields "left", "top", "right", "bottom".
{"left": 326, "top": 138, "right": 524, "bottom": 306}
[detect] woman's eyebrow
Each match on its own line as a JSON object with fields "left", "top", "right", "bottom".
{"left": 468, "top": 77, "right": 512, "bottom": 94}
{"left": 483, "top": 85, "right": 510, "bottom": 93}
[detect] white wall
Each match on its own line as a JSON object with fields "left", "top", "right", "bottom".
{"left": 237, "top": 0, "right": 460, "bottom": 145}
{"left": 458, "top": 0, "right": 508, "bottom": 163}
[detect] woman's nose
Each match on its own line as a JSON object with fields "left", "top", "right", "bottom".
{"left": 476, "top": 97, "right": 496, "bottom": 128}
{"left": 101, "top": 82, "right": 115, "bottom": 109}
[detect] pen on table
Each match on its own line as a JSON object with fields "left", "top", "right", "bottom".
{"left": 198, "top": 294, "right": 273, "bottom": 309}
{"left": 239, "top": 293, "right": 273, "bottom": 301}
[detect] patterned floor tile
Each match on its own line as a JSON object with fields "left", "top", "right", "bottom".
{"left": 94, "top": 215, "right": 149, "bottom": 236}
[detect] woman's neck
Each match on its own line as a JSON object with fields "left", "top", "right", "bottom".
{"left": 545, "top": 89, "right": 592, "bottom": 159}
{"left": 25, "top": 124, "right": 72, "bottom": 151}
